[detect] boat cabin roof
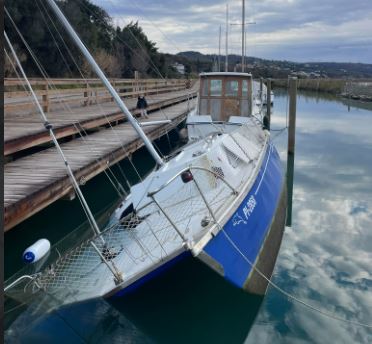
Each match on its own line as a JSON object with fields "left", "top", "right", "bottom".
{"left": 200, "top": 72, "right": 252, "bottom": 78}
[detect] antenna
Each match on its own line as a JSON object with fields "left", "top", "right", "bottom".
{"left": 230, "top": 20, "right": 256, "bottom": 71}
{"left": 218, "top": 25, "right": 221, "bottom": 72}
{"left": 46, "top": 0, "right": 164, "bottom": 167}
{"left": 225, "top": 3, "right": 229, "bottom": 72}
{"left": 242, "top": 0, "right": 245, "bottom": 72}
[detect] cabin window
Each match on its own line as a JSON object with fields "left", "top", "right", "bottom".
{"left": 210, "top": 79, "right": 222, "bottom": 96}
{"left": 202, "top": 80, "right": 209, "bottom": 96}
{"left": 242, "top": 80, "right": 249, "bottom": 98}
{"left": 225, "top": 80, "right": 239, "bottom": 97}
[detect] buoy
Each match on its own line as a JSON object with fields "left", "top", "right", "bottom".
{"left": 23, "top": 239, "right": 51, "bottom": 263}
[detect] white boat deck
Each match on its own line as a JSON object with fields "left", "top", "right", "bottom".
{"left": 6, "top": 118, "right": 267, "bottom": 307}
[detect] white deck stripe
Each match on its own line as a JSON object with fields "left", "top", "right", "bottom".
{"left": 254, "top": 143, "right": 273, "bottom": 195}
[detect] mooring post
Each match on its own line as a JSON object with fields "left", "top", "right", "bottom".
{"left": 134, "top": 70, "right": 139, "bottom": 97}
{"left": 286, "top": 76, "right": 297, "bottom": 226}
{"left": 42, "top": 81, "right": 49, "bottom": 113}
{"left": 84, "top": 82, "right": 88, "bottom": 106}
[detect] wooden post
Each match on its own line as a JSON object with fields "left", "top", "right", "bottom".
{"left": 134, "top": 71, "right": 139, "bottom": 98}
{"left": 287, "top": 77, "right": 297, "bottom": 155}
{"left": 286, "top": 77, "right": 297, "bottom": 226}
{"left": 84, "top": 82, "right": 88, "bottom": 106}
{"left": 42, "top": 82, "right": 49, "bottom": 113}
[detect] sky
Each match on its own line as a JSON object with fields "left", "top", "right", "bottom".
{"left": 93, "top": 0, "right": 372, "bottom": 63}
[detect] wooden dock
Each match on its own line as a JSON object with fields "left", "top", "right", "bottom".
{"left": 4, "top": 78, "right": 198, "bottom": 231}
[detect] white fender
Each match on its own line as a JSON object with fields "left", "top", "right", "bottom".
{"left": 23, "top": 239, "right": 51, "bottom": 263}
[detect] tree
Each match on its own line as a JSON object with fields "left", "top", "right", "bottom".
{"left": 5, "top": 0, "right": 115, "bottom": 77}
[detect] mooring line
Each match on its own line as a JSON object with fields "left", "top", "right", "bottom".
{"left": 221, "top": 229, "right": 372, "bottom": 329}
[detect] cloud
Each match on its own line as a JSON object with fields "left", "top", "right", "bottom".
{"left": 245, "top": 93, "right": 372, "bottom": 343}
{"left": 93, "top": 0, "right": 372, "bottom": 62}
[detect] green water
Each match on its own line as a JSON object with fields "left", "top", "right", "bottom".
{"left": 5, "top": 91, "right": 372, "bottom": 343}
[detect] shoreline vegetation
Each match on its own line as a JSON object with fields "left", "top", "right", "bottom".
{"left": 5, "top": 1, "right": 372, "bottom": 82}
{"left": 272, "top": 78, "right": 372, "bottom": 101}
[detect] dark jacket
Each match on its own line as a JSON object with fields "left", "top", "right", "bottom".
{"left": 136, "top": 96, "right": 148, "bottom": 109}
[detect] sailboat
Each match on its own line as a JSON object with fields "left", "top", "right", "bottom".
{"left": 5, "top": 0, "right": 287, "bottom": 311}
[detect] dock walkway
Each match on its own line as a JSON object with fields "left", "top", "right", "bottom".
{"left": 4, "top": 99, "right": 197, "bottom": 231}
{"left": 4, "top": 78, "right": 199, "bottom": 231}
{"left": 5, "top": 87, "right": 196, "bottom": 155}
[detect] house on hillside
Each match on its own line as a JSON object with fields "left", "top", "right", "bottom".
{"left": 172, "top": 62, "right": 185, "bottom": 75}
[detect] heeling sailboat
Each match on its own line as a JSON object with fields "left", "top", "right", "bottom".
{"left": 5, "top": 0, "right": 286, "bottom": 309}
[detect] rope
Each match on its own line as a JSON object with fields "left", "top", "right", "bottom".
{"left": 271, "top": 127, "right": 287, "bottom": 141}
{"left": 124, "top": 0, "right": 186, "bottom": 55}
{"left": 220, "top": 229, "right": 372, "bottom": 329}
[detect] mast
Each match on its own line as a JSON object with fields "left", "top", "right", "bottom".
{"left": 4, "top": 31, "right": 101, "bottom": 236}
{"left": 225, "top": 4, "right": 229, "bottom": 72}
{"left": 218, "top": 25, "right": 221, "bottom": 72}
{"left": 46, "top": 0, "right": 164, "bottom": 167}
{"left": 242, "top": 0, "right": 245, "bottom": 72}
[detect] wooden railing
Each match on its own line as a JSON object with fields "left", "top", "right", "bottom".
{"left": 4, "top": 78, "right": 191, "bottom": 113}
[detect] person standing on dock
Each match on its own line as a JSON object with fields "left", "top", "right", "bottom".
{"left": 137, "top": 94, "right": 149, "bottom": 118}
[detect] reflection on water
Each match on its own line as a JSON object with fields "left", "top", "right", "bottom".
{"left": 246, "top": 90, "right": 372, "bottom": 343}
{"left": 6, "top": 257, "right": 262, "bottom": 343}
{"left": 5, "top": 91, "right": 372, "bottom": 343}
{"left": 109, "top": 257, "right": 263, "bottom": 344}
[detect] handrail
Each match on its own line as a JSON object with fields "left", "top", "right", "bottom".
{"left": 4, "top": 275, "right": 41, "bottom": 292}
{"left": 4, "top": 78, "right": 190, "bottom": 113}
{"left": 148, "top": 166, "right": 238, "bottom": 197}
{"left": 146, "top": 165, "right": 238, "bottom": 245}
{"left": 4, "top": 77, "right": 188, "bottom": 87}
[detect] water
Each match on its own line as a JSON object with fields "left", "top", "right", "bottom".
{"left": 246, "top": 90, "right": 372, "bottom": 343}
{"left": 4, "top": 91, "right": 372, "bottom": 343}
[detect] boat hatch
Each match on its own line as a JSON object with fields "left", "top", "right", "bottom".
{"left": 198, "top": 72, "right": 253, "bottom": 121}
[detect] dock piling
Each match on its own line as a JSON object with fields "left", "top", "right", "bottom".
{"left": 286, "top": 77, "right": 297, "bottom": 226}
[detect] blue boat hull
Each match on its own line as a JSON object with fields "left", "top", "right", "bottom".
{"left": 202, "top": 142, "right": 286, "bottom": 294}
{"left": 108, "top": 142, "right": 286, "bottom": 298}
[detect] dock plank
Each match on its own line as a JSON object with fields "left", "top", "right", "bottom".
{"left": 4, "top": 87, "right": 197, "bottom": 155}
{"left": 4, "top": 99, "right": 197, "bottom": 231}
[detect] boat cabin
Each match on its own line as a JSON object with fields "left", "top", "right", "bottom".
{"left": 198, "top": 72, "right": 253, "bottom": 121}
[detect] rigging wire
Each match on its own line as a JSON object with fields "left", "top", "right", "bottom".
{"left": 5, "top": 8, "right": 127, "bottom": 197}
{"left": 221, "top": 229, "right": 372, "bottom": 329}
{"left": 4, "top": 30, "right": 101, "bottom": 236}
{"left": 6, "top": 5, "right": 141, "bottom": 190}
{"left": 75, "top": 0, "right": 166, "bottom": 81}
{"left": 75, "top": 0, "right": 182, "bottom": 127}
{"left": 7, "top": 4, "right": 369, "bottom": 330}
{"left": 34, "top": 0, "right": 74, "bottom": 77}
{"left": 108, "top": 0, "right": 186, "bottom": 55}
{"left": 34, "top": 0, "right": 129, "bottom": 195}
{"left": 37, "top": 0, "right": 169, "bottom": 162}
